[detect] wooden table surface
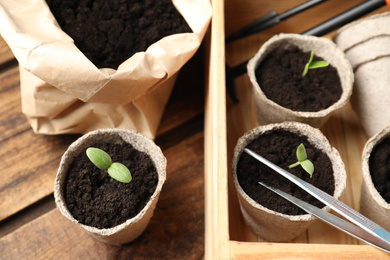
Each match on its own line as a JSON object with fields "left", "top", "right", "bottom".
{"left": 2, "top": 1, "right": 390, "bottom": 259}
{"left": 0, "top": 33, "right": 206, "bottom": 258}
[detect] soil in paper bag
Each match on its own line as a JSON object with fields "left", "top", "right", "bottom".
{"left": 46, "top": 0, "right": 192, "bottom": 69}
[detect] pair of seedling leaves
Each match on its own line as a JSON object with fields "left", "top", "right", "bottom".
{"left": 289, "top": 143, "right": 314, "bottom": 177}
{"left": 86, "top": 147, "right": 132, "bottom": 183}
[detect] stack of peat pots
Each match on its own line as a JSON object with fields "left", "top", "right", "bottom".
{"left": 334, "top": 12, "right": 390, "bottom": 232}
{"left": 333, "top": 12, "right": 390, "bottom": 139}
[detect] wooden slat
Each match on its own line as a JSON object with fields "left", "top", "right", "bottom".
{"left": 0, "top": 132, "right": 76, "bottom": 221}
{"left": 0, "top": 131, "right": 205, "bottom": 260}
{"left": 204, "top": 0, "right": 230, "bottom": 258}
{"left": 0, "top": 66, "right": 30, "bottom": 141}
{"left": 0, "top": 64, "right": 76, "bottom": 222}
{"left": 311, "top": 107, "right": 360, "bottom": 245}
{"left": 339, "top": 103, "right": 369, "bottom": 246}
{"left": 0, "top": 37, "right": 15, "bottom": 67}
{"left": 229, "top": 241, "right": 390, "bottom": 259}
{"left": 225, "top": 1, "right": 390, "bottom": 66}
{"left": 339, "top": 103, "right": 369, "bottom": 210}
{"left": 0, "top": 196, "right": 55, "bottom": 238}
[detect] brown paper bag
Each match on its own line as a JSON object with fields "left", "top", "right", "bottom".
{"left": 0, "top": 0, "right": 212, "bottom": 138}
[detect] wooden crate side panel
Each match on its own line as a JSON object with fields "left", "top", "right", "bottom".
{"left": 229, "top": 241, "right": 389, "bottom": 259}
{"left": 204, "top": 0, "right": 230, "bottom": 259}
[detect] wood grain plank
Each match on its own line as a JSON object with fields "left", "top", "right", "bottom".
{"left": 226, "top": 72, "right": 258, "bottom": 243}
{"left": 204, "top": 0, "right": 230, "bottom": 258}
{"left": 0, "top": 132, "right": 77, "bottom": 221}
{"left": 0, "top": 36, "right": 15, "bottom": 68}
{"left": 0, "top": 66, "right": 31, "bottom": 142}
{"left": 0, "top": 195, "right": 55, "bottom": 238}
{"left": 308, "top": 107, "right": 358, "bottom": 245}
{"left": 1, "top": 209, "right": 117, "bottom": 260}
{"left": 225, "top": 0, "right": 389, "bottom": 66}
{"left": 339, "top": 103, "right": 368, "bottom": 211}
{"left": 0, "top": 131, "right": 205, "bottom": 259}
{"left": 339, "top": 103, "right": 369, "bottom": 246}
{"left": 229, "top": 241, "right": 390, "bottom": 259}
{"left": 225, "top": 0, "right": 389, "bottom": 36}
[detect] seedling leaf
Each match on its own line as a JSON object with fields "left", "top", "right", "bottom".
{"left": 289, "top": 143, "right": 315, "bottom": 177}
{"left": 107, "top": 162, "right": 132, "bottom": 183}
{"left": 296, "top": 143, "right": 307, "bottom": 162}
{"left": 302, "top": 51, "right": 329, "bottom": 77}
{"left": 300, "top": 160, "right": 314, "bottom": 178}
{"left": 86, "top": 147, "right": 112, "bottom": 170}
{"left": 308, "top": 61, "right": 329, "bottom": 69}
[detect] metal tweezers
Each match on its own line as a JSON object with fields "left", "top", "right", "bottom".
{"left": 244, "top": 148, "right": 390, "bottom": 254}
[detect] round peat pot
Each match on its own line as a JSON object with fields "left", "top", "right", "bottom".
{"left": 232, "top": 122, "right": 347, "bottom": 242}
{"left": 54, "top": 128, "right": 166, "bottom": 246}
{"left": 247, "top": 33, "right": 353, "bottom": 128}
{"left": 361, "top": 124, "right": 390, "bottom": 230}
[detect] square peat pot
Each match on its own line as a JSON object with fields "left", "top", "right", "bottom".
{"left": 204, "top": 0, "right": 390, "bottom": 259}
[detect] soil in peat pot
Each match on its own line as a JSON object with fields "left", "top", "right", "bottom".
{"left": 46, "top": 0, "right": 192, "bottom": 69}
{"left": 64, "top": 140, "right": 158, "bottom": 229}
{"left": 236, "top": 129, "right": 335, "bottom": 215}
{"left": 369, "top": 136, "right": 390, "bottom": 203}
{"left": 255, "top": 45, "right": 342, "bottom": 112}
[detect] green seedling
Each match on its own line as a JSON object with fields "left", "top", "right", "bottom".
{"left": 288, "top": 143, "right": 314, "bottom": 178}
{"left": 86, "top": 147, "right": 132, "bottom": 183}
{"left": 302, "top": 50, "right": 329, "bottom": 77}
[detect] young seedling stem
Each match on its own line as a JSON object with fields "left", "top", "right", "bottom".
{"left": 302, "top": 50, "right": 329, "bottom": 77}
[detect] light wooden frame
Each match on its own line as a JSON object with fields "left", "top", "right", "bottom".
{"left": 204, "top": 0, "right": 390, "bottom": 258}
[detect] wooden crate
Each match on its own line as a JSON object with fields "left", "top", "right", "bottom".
{"left": 205, "top": 0, "right": 390, "bottom": 258}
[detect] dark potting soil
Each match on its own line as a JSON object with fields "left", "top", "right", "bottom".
{"left": 64, "top": 140, "right": 158, "bottom": 229}
{"left": 369, "top": 136, "right": 390, "bottom": 203}
{"left": 46, "top": 0, "right": 192, "bottom": 69}
{"left": 236, "top": 129, "right": 335, "bottom": 215}
{"left": 255, "top": 45, "right": 342, "bottom": 112}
